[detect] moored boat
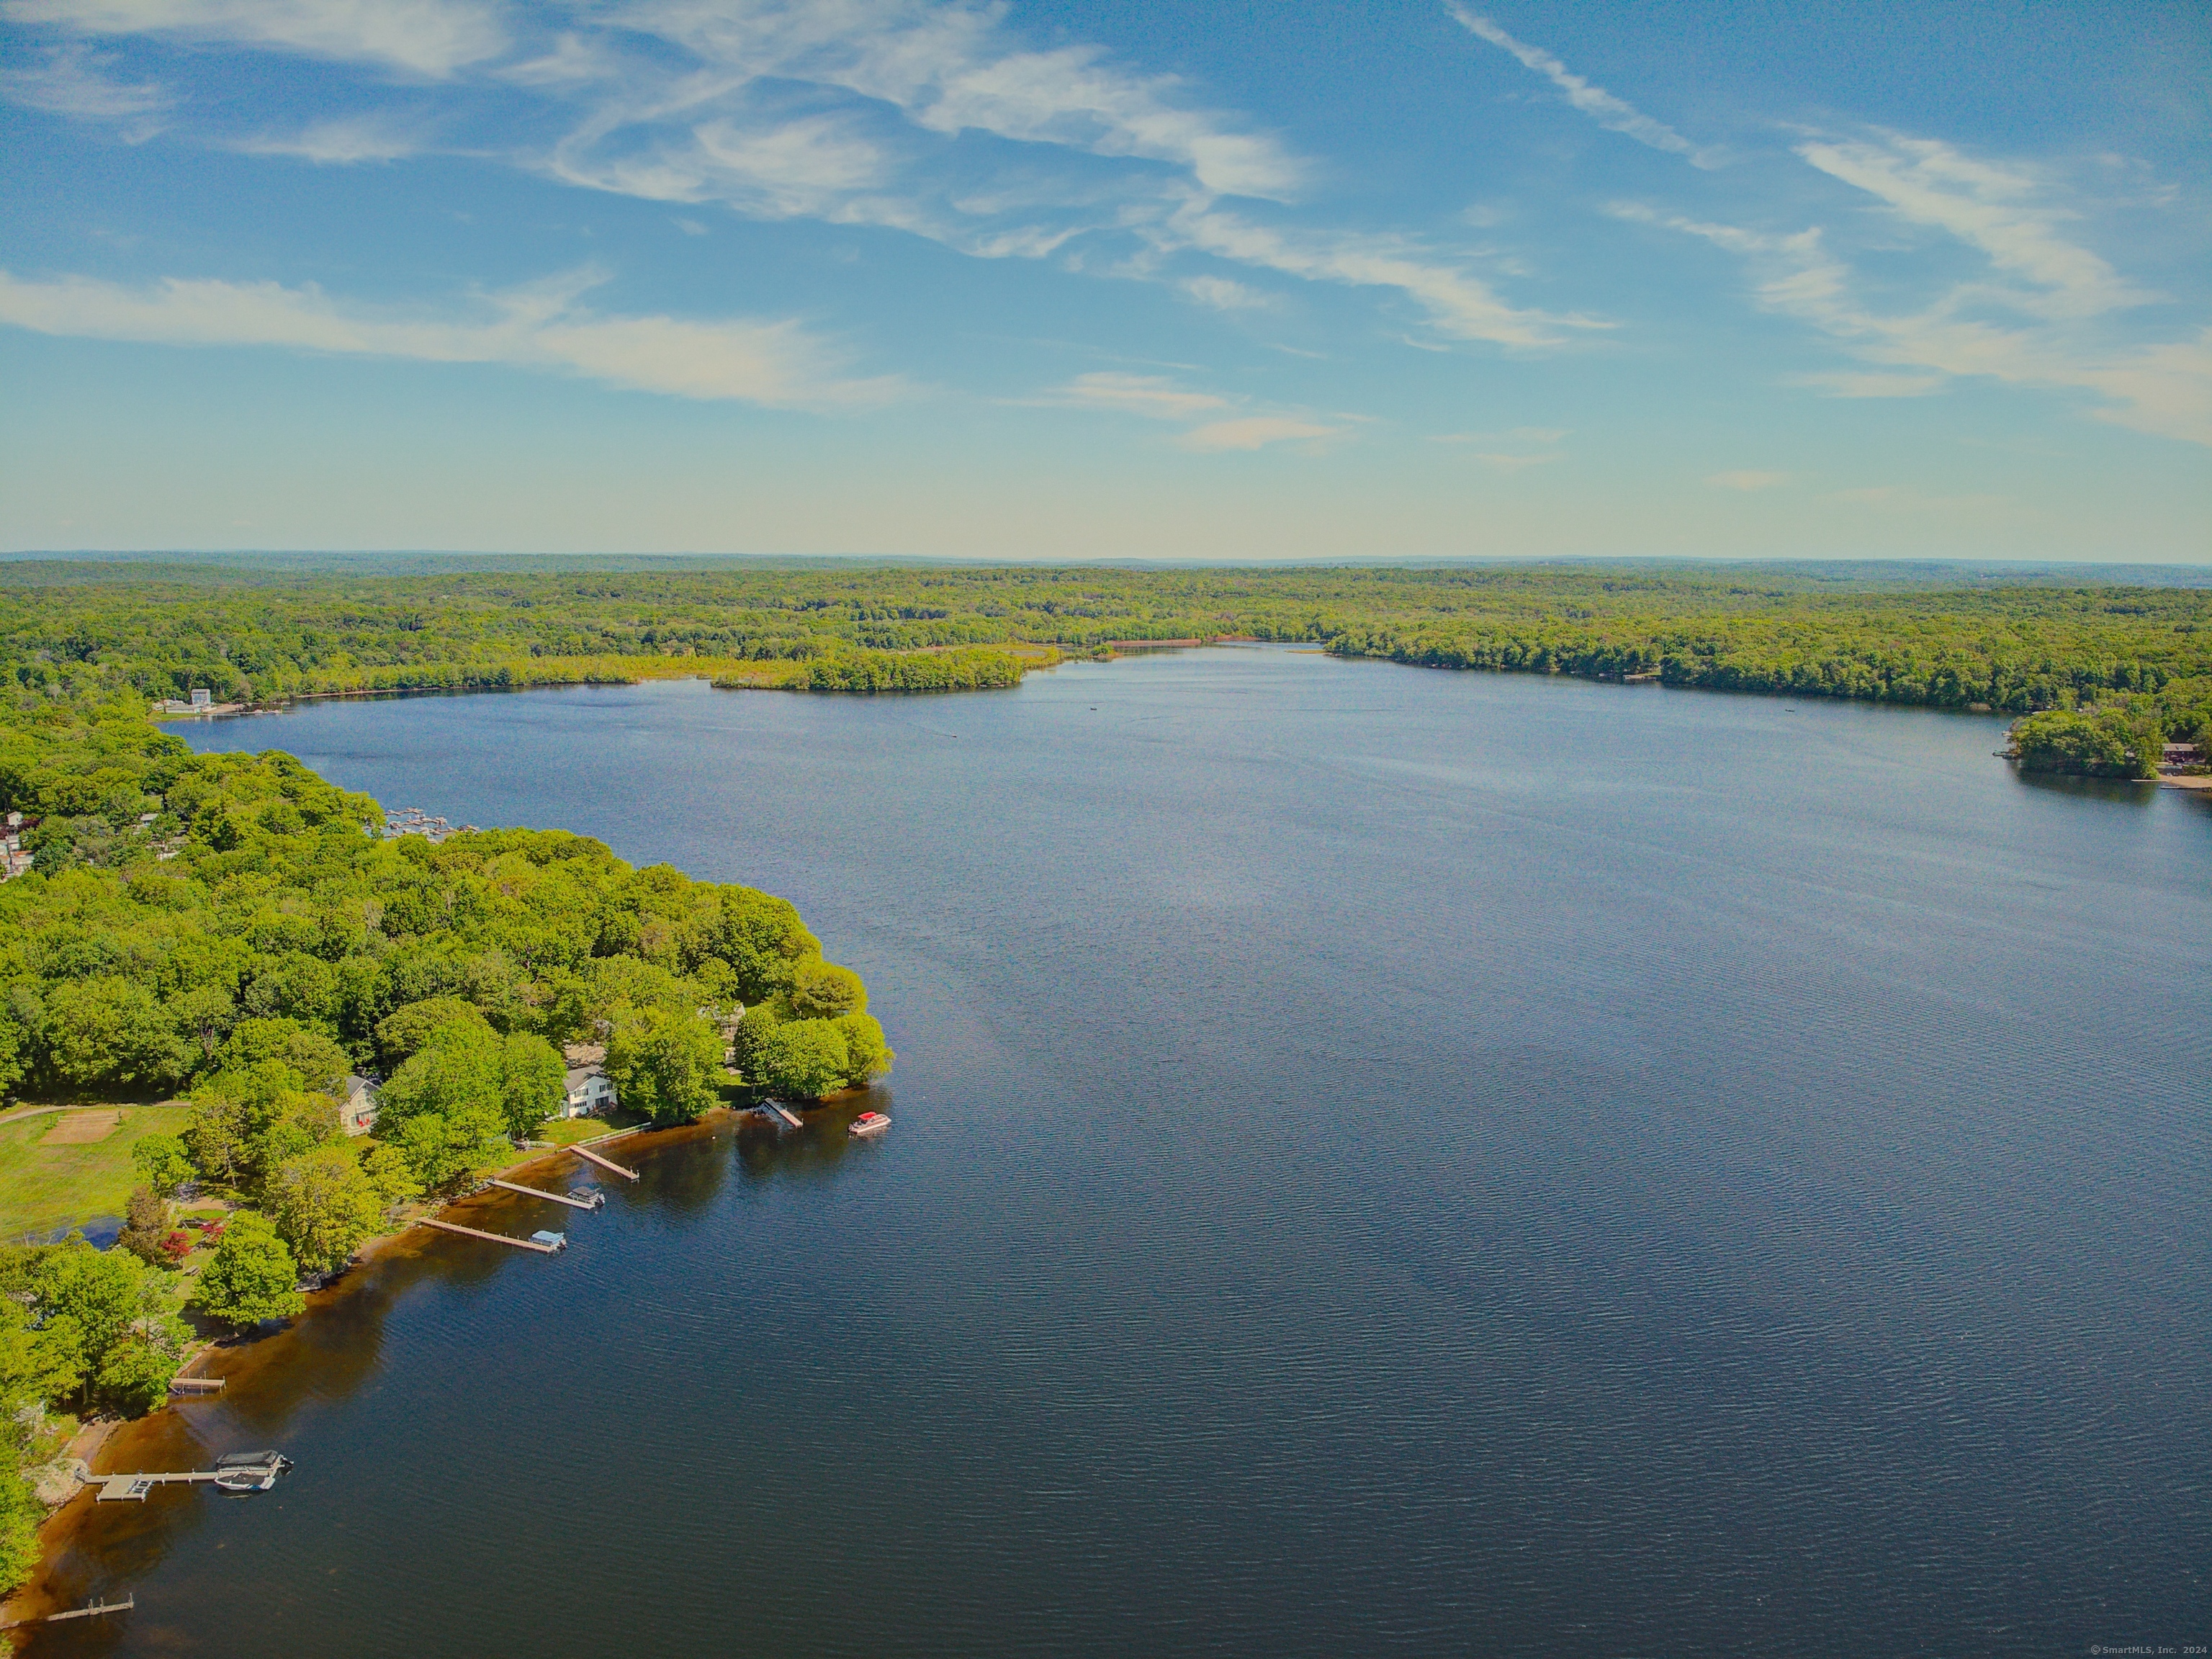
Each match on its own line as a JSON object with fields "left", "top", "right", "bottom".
{"left": 848, "top": 1111, "right": 891, "bottom": 1140}
{"left": 211, "top": 1452, "right": 292, "bottom": 1493}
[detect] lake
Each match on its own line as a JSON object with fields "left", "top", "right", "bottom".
{"left": 32, "top": 649, "right": 2211, "bottom": 1655}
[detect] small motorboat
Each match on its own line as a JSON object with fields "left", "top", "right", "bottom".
{"left": 567, "top": 1188, "right": 606, "bottom": 1210}
{"left": 530, "top": 1230, "right": 568, "bottom": 1252}
{"left": 848, "top": 1111, "right": 891, "bottom": 1140}
{"left": 212, "top": 1451, "right": 292, "bottom": 1493}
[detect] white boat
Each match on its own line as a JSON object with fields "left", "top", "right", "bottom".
{"left": 848, "top": 1111, "right": 891, "bottom": 1140}
{"left": 212, "top": 1452, "right": 292, "bottom": 1493}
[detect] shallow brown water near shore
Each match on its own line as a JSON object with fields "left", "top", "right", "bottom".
{"left": 18, "top": 652, "right": 2208, "bottom": 1656}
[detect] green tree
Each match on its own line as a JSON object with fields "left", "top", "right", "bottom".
{"left": 789, "top": 958, "right": 867, "bottom": 1020}
{"left": 95, "top": 1331, "right": 181, "bottom": 1415}
{"left": 390, "top": 1108, "right": 503, "bottom": 1190}
{"left": 189, "top": 1213, "right": 305, "bottom": 1330}
{"left": 130, "top": 1132, "right": 196, "bottom": 1197}
{"left": 832, "top": 1013, "right": 894, "bottom": 1087}
{"left": 0, "top": 1470, "right": 40, "bottom": 1599}
{"left": 30, "top": 1237, "right": 147, "bottom": 1392}
{"left": 218, "top": 1017, "right": 349, "bottom": 1094}
{"left": 268, "top": 1143, "right": 383, "bottom": 1276}
{"left": 729, "top": 1002, "right": 781, "bottom": 1077}
{"left": 41, "top": 976, "right": 189, "bottom": 1090}
{"left": 605, "top": 1006, "right": 724, "bottom": 1123}
{"left": 374, "top": 997, "right": 492, "bottom": 1071}
{"left": 361, "top": 1141, "right": 422, "bottom": 1206}
{"left": 117, "top": 1186, "right": 170, "bottom": 1268}
{"left": 752, "top": 1020, "right": 851, "bottom": 1101}
{"left": 495, "top": 1033, "right": 565, "bottom": 1139}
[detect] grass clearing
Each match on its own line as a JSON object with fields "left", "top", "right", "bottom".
{"left": 0, "top": 1103, "right": 193, "bottom": 1241}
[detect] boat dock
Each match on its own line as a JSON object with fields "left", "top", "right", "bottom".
{"left": 418, "top": 1217, "right": 564, "bottom": 1252}
{"left": 567, "top": 1142, "right": 638, "bottom": 1181}
{"left": 485, "top": 1177, "right": 604, "bottom": 1210}
{"left": 762, "top": 1102, "right": 804, "bottom": 1130}
{"left": 167, "top": 1375, "right": 225, "bottom": 1395}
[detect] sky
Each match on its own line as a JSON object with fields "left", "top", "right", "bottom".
{"left": 1, "top": 0, "right": 2207, "bottom": 561}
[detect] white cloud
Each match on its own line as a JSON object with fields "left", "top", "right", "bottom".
{"left": 4, "top": 0, "right": 1587, "bottom": 357}
{"left": 1048, "top": 372, "right": 1228, "bottom": 421}
{"left": 1180, "top": 275, "right": 1274, "bottom": 312}
{"left": 3, "top": 0, "right": 511, "bottom": 78}
{"left": 1707, "top": 469, "right": 1788, "bottom": 491}
{"left": 1613, "top": 136, "right": 2212, "bottom": 450}
{"left": 1789, "top": 370, "right": 1943, "bottom": 398}
{"left": 1795, "top": 135, "right": 2149, "bottom": 320}
{"left": 0, "top": 267, "right": 903, "bottom": 408}
{"left": 1446, "top": 5, "right": 1717, "bottom": 167}
{"left": 1177, "top": 415, "right": 1339, "bottom": 452}
{"left": 1164, "top": 204, "right": 1589, "bottom": 349}
{"left": 0, "top": 42, "right": 167, "bottom": 137}
{"left": 234, "top": 112, "right": 428, "bottom": 163}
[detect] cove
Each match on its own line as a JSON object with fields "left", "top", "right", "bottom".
{"left": 28, "top": 648, "right": 2211, "bottom": 1656}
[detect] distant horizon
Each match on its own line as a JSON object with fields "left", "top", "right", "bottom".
{"left": 6, "top": 548, "right": 2211, "bottom": 580}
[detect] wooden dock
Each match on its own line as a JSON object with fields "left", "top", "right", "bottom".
{"left": 762, "top": 1102, "right": 804, "bottom": 1130}
{"left": 485, "top": 1177, "right": 603, "bottom": 1210}
{"left": 567, "top": 1142, "right": 638, "bottom": 1181}
{"left": 96, "top": 1471, "right": 233, "bottom": 1501}
{"left": 167, "top": 1375, "right": 224, "bottom": 1395}
{"left": 1, "top": 1595, "right": 134, "bottom": 1629}
{"left": 417, "top": 1217, "right": 563, "bottom": 1252}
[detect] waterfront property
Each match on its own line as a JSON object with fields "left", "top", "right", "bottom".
{"left": 342, "top": 1075, "right": 380, "bottom": 1136}
{"left": 561, "top": 1045, "right": 617, "bottom": 1118}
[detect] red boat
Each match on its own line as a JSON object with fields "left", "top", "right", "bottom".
{"left": 848, "top": 1111, "right": 891, "bottom": 1140}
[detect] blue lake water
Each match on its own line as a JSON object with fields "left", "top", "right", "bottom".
{"left": 32, "top": 649, "right": 2211, "bottom": 1655}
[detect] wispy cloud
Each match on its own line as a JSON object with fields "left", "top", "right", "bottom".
{"left": 1707, "top": 469, "right": 1788, "bottom": 491}
{"left": 1177, "top": 415, "right": 1339, "bottom": 452}
{"left": 233, "top": 112, "right": 430, "bottom": 163}
{"left": 1611, "top": 129, "right": 2212, "bottom": 449}
{"left": 1794, "top": 135, "right": 2150, "bottom": 320}
{"left": 0, "top": 42, "right": 168, "bottom": 138}
{"left": 4, "top": 0, "right": 1589, "bottom": 357}
{"left": 1446, "top": 5, "right": 1718, "bottom": 167}
{"left": 1789, "top": 370, "right": 1944, "bottom": 398}
{"left": 1429, "top": 427, "right": 1566, "bottom": 468}
{"left": 1163, "top": 204, "right": 1592, "bottom": 349}
{"left": 3, "top": 0, "right": 511, "bottom": 78}
{"left": 1046, "top": 372, "right": 1228, "bottom": 421}
{"left": 0, "top": 267, "right": 904, "bottom": 408}
{"left": 1179, "top": 274, "right": 1274, "bottom": 312}
{"left": 1041, "top": 372, "right": 1341, "bottom": 452}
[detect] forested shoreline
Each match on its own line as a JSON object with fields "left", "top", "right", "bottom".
{"left": 4, "top": 560, "right": 2207, "bottom": 754}
{"left": 0, "top": 665, "right": 890, "bottom": 1588}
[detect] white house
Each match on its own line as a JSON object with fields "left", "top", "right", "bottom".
{"left": 561, "top": 1044, "right": 616, "bottom": 1118}
{"left": 342, "top": 1075, "right": 380, "bottom": 1136}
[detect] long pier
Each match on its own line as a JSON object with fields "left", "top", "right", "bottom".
{"left": 417, "top": 1217, "right": 563, "bottom": 1251}
{"left": 567, "top": 1142, "right": 638, "bottom": 1181}
{"left": 485, "top": 1177, "right": 603, "bottom": 1210}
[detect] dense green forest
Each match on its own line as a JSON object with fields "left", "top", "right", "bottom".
{"left": 3, "top": 559, "right": 2207, "bottom": 748}
{"left": 0, "top": 667, "right": 889, "bottom": 1586}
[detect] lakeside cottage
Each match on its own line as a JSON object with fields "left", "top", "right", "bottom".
{"left": 343, "top": 1074, "right": 381, "bottom": 1136}
{"left": 562, "top": 1043, "right": 617, "bottom": 1118}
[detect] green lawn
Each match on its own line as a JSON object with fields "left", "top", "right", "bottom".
{"left": 526, "top": 1110, "right": 652, "bottom": 1151}
{"left": 0, "top": 1104, "right": 194, "bottom": 1242}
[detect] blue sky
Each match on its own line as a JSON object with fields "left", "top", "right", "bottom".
{"left": 1, "top": 0, "right": 2206, "bottom": 560}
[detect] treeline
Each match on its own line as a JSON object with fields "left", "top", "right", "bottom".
{"left": 4, "top": 559, "right": 2208, "bottom": 735}
{"left": 782, "top": 647, "right": 1030, "bottom": 693}
{"left": 0, "top": 673, "right": 889, "bottom": 1586}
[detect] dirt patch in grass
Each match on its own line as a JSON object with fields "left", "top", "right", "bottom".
{"left": 38, "top": 1111, "right": 125, "bottom": 1147}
